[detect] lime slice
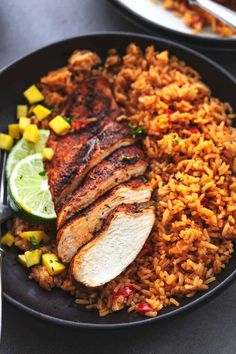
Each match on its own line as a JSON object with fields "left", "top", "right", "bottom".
{"left": 9, "top": 153, "right": 56, "bottom": 223}
{"left": 6, "top": 129, "right": 50, "bottom": 179}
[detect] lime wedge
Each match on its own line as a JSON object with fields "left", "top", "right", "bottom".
{"left": 6, "top": 129, "right": 50, "bottom": 179}
{"left": 9, "top": 153, "right": 56, "bottom": 223}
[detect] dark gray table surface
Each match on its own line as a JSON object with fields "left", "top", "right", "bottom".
{"left": 1, "top": 1, "right": 236, "bottom": 353}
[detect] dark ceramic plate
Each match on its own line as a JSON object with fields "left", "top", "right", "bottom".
{"left": 108, "top": 0, "right": 236, "bottom": 51}
{"left": 1, "top": 32, "right": 236, "bottom": 329}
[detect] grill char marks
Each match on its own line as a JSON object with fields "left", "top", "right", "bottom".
{"left": 57, "top": 145, "right": 148, "bottom": 228}
{"left": 46, "top": 76, "right": 135, "bottom": 204}
{"left": 61, "top": 76, "right": 117, "bottom": 120}
{"left": 57, "top": 178, "right": 152, "bottom": 263}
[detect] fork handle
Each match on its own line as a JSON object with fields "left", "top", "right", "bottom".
{"left": 189, "top": 0, "right": 236, "bottom": 29}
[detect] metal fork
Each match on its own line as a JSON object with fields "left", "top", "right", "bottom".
{"left": 0, "top": 151, "right": 13, "bottom": 341}
{"left": 189, "top": 0, "right": 236, "bottom": 29}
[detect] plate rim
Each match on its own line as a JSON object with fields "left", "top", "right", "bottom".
{"left": 2, "top": 31, "right": 236, "bottom": 329}
{"left": 108, "top": 0, "right": 236, "bottom": 49}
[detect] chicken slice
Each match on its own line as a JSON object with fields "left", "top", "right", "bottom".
{"left": 57, "top": 179, "right": 152, "bottom": 263}
{"left": 57, "top": 145, "right": 148, "bottom": 228}
{"left": 48, "top": 116, "right": 134, "bottom": 204}
{"left": 71, "top": 203, "right": 155, "bottom": 287}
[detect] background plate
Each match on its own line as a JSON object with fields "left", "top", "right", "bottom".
{"left": 1, "top": 32, "right": 236, "bottom": 328}
{"left": 109, "top": 0, "right": 236, "bottom": 50}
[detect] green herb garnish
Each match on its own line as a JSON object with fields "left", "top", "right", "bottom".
{"left": 142, "top": 176, "right": 148, "bottom": 183}
{"left": 171, "top": 134, "right": 179, "bottom": 145}
{"left": 38, "top": 170, "right": 46, "bottom": 176}
{"left": 128, "top": 122, "right": 145, "bottom": 138}
{"left": 29, "top": 236, "right": 38, "bottom": 249}
{"left": 64, "top": 115, "right": 76, "bottom": 125}
{"left": 121, "top": 154, "right": 139, "bottom": 163}
{"left": 143, "top": 201, "right": 159, "bottom": 209}
{"left": 105, "top": 204, "right": 111, "bottom": 208}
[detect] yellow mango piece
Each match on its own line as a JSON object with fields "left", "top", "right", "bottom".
{"left": 23, "top": 124, "right": 39, "bottom": 143}
{"left": 42, "top": 147, "right": 54, "bottom": 160}
{"left": 17, "top": 105, "right": 28, "bottom": 119}
{"left": 0, "top": 133, "right": 14, "bottom": 151}
{"left": 49, "top": 116, "right": 70, "bottom": 135}
{"left": 24, "top": 249, "right": 42, "bottom": 268}
{"left": 33, "top": 104, "right": 51, "bottom": 121}
{"left": 8, "top": 124, "right": 20, "bottom": 140}
{"left": 19, "top": 117, "right": 31, "bottom": 133}
{"left": 19, "top": 230, "right": 48, "bottom": 245}
{"left": 42, "top": 253, "right": 66, "bottom": 275}
{"left": 18, "top": 254, "right": 27, "bottom": 267}
{"left": 1, "top": 232, "right": 15, "bottom": 247}
{"left": 23, "top": 85, "right": 44, "bottom": 104}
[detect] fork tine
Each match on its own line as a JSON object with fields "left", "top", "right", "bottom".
{"left": 0, "top": 151, "right": 6, "bottom": 205}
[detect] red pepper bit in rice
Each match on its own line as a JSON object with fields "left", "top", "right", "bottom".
{"left": 114, "top": 286, "right": 134, "bottom": 300}
{"left": 166, "top": 109, "right": 174, "bottom": 116}
{"left": 135, "top": 302, "right": 153, "bottom": 314}
{"left": 190, "top": 127, "right": 199, "bottom": 134}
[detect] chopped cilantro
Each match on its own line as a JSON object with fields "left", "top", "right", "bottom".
{"left": 143, "top": 201, "right": 159, "bottom": 209}
{"left": 29, "top": 236, "right": 38, "bottom": 249}
{"left": 142, "top": 176, "right": 148, "bottom": 183}
{"left": 19, "top": 175, "right": 23, "bottom": 180}
{"left": 128, "top": 122, "right": 145, "bottom": 138}
{"left": 39, "top": 170, "right": 46, "bottom": 176}
{"left": 64, "top": 115, "right": 76, "bottom": 125}
{"left": 171, "top": 134, "right": 179, "bottom": 145}
{"left": 121, "top": 154, "right": 139, "bottom": 163}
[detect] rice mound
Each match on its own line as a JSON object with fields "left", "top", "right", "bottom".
{"left": 12, "top": 44, "right": 236, "bottom": 317}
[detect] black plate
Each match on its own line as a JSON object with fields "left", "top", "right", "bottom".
{"left": 108, "top": 0, "right": 236, "bottom": 51}
{"left": 1, "top": 32, "right": 236, "bottom": 329}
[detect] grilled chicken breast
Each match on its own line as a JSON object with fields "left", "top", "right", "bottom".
{"left": 46, "top": 76, "right": 134, "bottom": 204}
{"left": 71, "top": 203, "right": 155, "bottom": 287}
{"left": 57, "top": 179, "right": 152, "bottom": 263}
{"left": 57, "top": 145, "right": 148, "bottom": 228}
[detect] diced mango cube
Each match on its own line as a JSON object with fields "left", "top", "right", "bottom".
{"left": 24, "top": 249, "right": 42, "bottom": 268}
{"left": 42, "top": 147, "right": 54, "bottom": 160}
{"left": 0, "top": 133, "right": 14, "bottom": 151}
{"left": 8, "top": 124, "right": 20, "bottom": 139}
{"left": 18, "top": 254, "right": 27, "bottom": 267}
{"left": 33, "top": 104, "right": 51, "bottom": 121}
{"left": 1, "top": 232, "right": 15, "bottom": 247}
{"left": 19, "top": 117, "right": 31, "bottom": 133}
{"left": 23, "top": 124, "right": 39, "bottom": 143}
{"left": 17, "top": 105, "right": 28, "bottom": 119}
{"left": 49, "top": 116, "right": 70, "bottom": 135}
{"left": 42, "top": 253, "right": 66, "bottom": 275}
{"left": 24, "top": 85, "right": 44, "bottom": 104}
{"left": 19, "top": 230, "right": 48, "bottom": 245}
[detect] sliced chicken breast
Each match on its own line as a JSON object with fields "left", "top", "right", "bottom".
{"left": 57, "top": 145, "right": 148, "bottom": 228}
{"left": 71, "top": 203, "right": 155, "bottom": 287}
{"left": 57, "top": 179, "right": 152, "bottom": 263}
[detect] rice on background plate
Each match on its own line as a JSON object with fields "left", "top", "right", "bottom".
{"left": 152, "top": 0, "right": 236, "bottom": 36}
{"left": 11, "top": 44, "right": 236, "bottom": 317}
